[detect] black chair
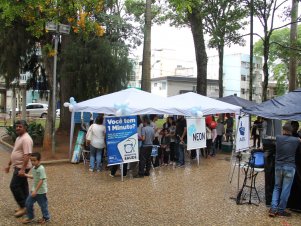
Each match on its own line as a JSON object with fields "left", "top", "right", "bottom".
{"left": 236, "top": 149, "right": 265, "bottom": 205}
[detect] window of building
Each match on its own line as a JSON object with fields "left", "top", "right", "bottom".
{"left": 241, "top": 75, "right": 246, "bottom": 81}
{"left": 241, "top": 88, "right": 245, "bottom": 94}
{"left": 162, "top": 82, "right": 166, "bottom": 90}
{"left": 154, "top": 82, "right": 157, "bottom": 87}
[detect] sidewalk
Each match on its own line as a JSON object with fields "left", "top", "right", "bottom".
{"left": 0, "top": 127, "right": 69, "bottom": 165}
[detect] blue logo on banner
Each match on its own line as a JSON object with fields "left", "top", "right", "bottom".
{"left": 239, "top": 121, "right": 245, "bottom": 136}
{"left": 188, "top": 124, "right": 197, "bottom": 136}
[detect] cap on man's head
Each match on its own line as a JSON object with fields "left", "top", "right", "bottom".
{"left": 15, "top": 120, "right": 28, "bottom": 128}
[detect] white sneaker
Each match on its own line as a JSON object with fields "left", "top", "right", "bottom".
{"left": 109, "top": 173, "right": 115, "bottom": 177}
{"left": 89, "top": 168, "right": 94, "bottom": 172}
{"left": 96, "top": 169, "right": 101, "bottom": 172}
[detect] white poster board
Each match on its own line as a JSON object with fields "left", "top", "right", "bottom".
{"left": 235, "top": 114, "right": 250, "bottom": 152}
{"left": 186, "top": 117, "right": 206, "bottom": 150}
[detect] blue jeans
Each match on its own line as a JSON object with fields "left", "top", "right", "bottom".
{"left": 176, "top": 141, "right": 185, "bottom": 165}
{"left": 89, "top": 145, "right": 103, "bottom": 170}
{"left": 25, "top": 193, "right": 50, "bottom": 220}
{"left": 271, "top": 165, "right": 295, "bottom": 213}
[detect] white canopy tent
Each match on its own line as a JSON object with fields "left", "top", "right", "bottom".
{"left": 70, "top": 88, "right": 187, "bottom": 154}
{"left": 167, "top": 92, "right": 242, "bottom": 115}
{"left": 73, "top": 88, "right": 186, "bottom": 116}
{"left": 69, "top": 89, "right": 242, "bottom": 156}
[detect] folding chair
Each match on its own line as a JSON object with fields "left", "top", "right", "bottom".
{"left": 236, "top": 149, "right": 265, "bottom": 205}
{"left": 82, "top": 149, "right": 90, "bottom": 165}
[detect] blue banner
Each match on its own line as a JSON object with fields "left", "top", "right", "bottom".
{"left": 83, "top": 112, "right": 91, "bottom": 123}
{"left": 105, "top": 116, "right": 139, "bottom": 165}
{"left": 74, "top": 112, "right": 81, "bottom": 124}
{"left": 92, "top": 112, "right": 98, "bottom": 120}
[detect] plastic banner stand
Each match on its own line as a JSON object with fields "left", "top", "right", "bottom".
{"left": 151, "top": 145, "right": 159, "bottom": 157}
{"left": 196, "top": 148, "right": 200, "bottom": 166}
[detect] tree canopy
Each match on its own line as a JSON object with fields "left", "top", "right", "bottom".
{"left": 254, "top": 24, "right": 301, "bottom": 95}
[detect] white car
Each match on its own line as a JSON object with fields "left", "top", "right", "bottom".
{"left": 56, "top": 109, "right": 60, "bottom": 118}
{"left": 9, "top": 103, "right": 48, "bottom": 118}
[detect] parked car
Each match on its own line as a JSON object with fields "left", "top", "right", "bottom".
{"left": 56, "top": 109, "right": 60, "bottom": 118}
{"left": 9, "top": 103, "right": 48, "bottom": 118}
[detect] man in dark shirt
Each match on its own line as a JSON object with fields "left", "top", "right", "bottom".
{"left": 135, "top": 116, "right": 155, "bottom": 178}
{"left": 175, "top": 116, "right": 187, "bottom": 167}
{"left": 224, "top": 113, "right": 233, "bottom": 143}
{"left": 269, "top": 123, "right": 300, "bottom": 217}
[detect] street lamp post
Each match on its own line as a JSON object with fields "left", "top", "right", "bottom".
{"left": 46, "top": 22, "right": 70, "bottom": 155}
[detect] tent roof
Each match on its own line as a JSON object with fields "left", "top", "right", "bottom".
{"left": 73, "top": 88, "right": 186, "bottom": 116}
{"left": 242, "top": 88, "right": 301, "bottom": 120}
{"left": 218, "top": 95, "right": 256, "bottom": 109}
{"left": 167, "top": 92, "right": 241, "bottom": 115}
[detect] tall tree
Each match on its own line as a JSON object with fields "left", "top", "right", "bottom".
{"left": 161, "top": 0, "right": 207, "bottom": 95}
{"left": 141, "top": 0, "right": 152, "bottom": 92}
{"left": 202, "top": 0, "right": 248, "bottom": 97}
{"left": 0, "top": 0, "right": 119, "bottom": 152}
{"left": 245, "top": 0, "right": 301, "bottom": 101}
{"left": 58, "top": 0, "right": 137, "bottom": 132}
{"left": 289, "top": 0, "right": 298, "bottom": 91}
{"left": 166, "top": 0, "right": 248, "bottom": 96}
{"left": 254, "top": 25, "right": 301, "bottom": 96}
{"left": 188, "top": 6, "right": 207, "bottom": 95}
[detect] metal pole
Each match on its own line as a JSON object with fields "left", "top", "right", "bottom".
{"left": 249, "top": 0, "right": 254, "bottom": 101}
{"left": 52, "top": 34, "right": 58, "bottom": 155}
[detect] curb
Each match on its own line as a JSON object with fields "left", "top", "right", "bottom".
{"left": 41, "top": 159, "right": 70, "bottom": 165}
{"left": 0, "top": 138, "right": 14, "bottom": 150}
{"left": 0, "top": 135, "right": 71, "bottom": 165}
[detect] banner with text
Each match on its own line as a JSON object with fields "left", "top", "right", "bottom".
{"left": 105, "top": 116, "right": 139, "bottom": 166}
{"left": 235, "top": 114, "right": 250, "bottom": 152}
{"left": 186, "top": 117, "right": 206, "bottom": 150}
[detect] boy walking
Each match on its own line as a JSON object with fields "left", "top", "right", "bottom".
{"left": 21, "top": 152, "right": 50, "bottom": 224}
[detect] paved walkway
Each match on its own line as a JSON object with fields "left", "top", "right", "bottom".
{"left": 1, "top": 146, "right": 300, "bottom": 225}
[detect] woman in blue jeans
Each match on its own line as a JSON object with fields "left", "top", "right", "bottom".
{"left": 86, "top": 116, "right": 106, "bottom": 172}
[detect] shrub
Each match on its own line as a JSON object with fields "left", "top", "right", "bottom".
{"left": 6, "top": 122, "right": 45, "bottom": 145}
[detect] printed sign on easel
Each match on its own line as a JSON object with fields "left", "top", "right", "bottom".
{"left": 235, "top": 114, "right": 250, "bottom": 151}
{"left": 186, "top": 117, "right": 206, "bottom": 150}
{"left": 105, "top": 116, "right": 139, "bottom": 166}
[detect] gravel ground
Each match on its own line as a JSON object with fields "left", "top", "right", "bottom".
{"left": 1, "top": 149, "right": 300, "bottom": 226}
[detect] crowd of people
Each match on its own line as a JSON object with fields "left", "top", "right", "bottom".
{"left": 4, "top": 116, "right": 300, "bottom": 222}
{"left": 83, "top": 113, "right": 236, "bottom": 178}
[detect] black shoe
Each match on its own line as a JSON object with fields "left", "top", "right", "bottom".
{"left": 277, "top": 211, "right": 292, "bottom": 217}
{"left": 268, "top": 209, "right": 276, "bottom": 217}
{"left": 133, "top": 174, "right": 144, "bottom": 178}
{"left": 144, "top": 172, "right": 150, "bottom": 176}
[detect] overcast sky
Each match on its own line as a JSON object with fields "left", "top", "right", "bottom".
{"left": 132, "top": 1, "right": 299, "bottom": 65}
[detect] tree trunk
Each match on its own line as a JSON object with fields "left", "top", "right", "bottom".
{"left": 42, "top": 55, "right": 54, "bottom": 153}
{"left": 12, "top": 88, "right": 16, "bottom": 124}
{"left": 141, "top": 0, "right": 152, "bottom": 92}
{"left": 189, "top": 9, "right": 207, "bottom": 95}
{"left": 262, "top": 38, "right": 270, "bottom": 101}
{"left": 218, "top": 45, "right": 224, "bottom": 97}
{"left": 21, "top": 87, "right": 26, "bottom": 120}
{"left": 57, "top": 35, "right": 72, "bottom": 133}
{"left": 289, "top": 0, "right": 298, "bottom": 92}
